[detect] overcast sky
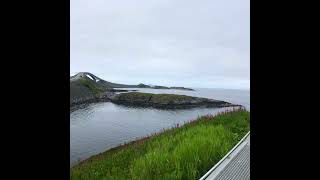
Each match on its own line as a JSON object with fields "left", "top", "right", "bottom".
{"left": 71, "top": 0, "right": 250, "bottom": 90}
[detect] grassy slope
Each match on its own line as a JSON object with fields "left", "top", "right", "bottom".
{"left": 115, "top": 92, "right": 196, "bottom": 103}
{"left": 71, "top": 109, "right": 250, "bottom": 180}
{"left": 79, "top": 79, "right": 105, "bottom": 96}
{"left": 150, "top": 93, "right": 195, "bottom": 103}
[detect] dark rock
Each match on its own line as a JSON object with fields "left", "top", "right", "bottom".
{"left": 70, "top": 73, "right": 115, "bottom": 107}
{"left": 110, "top": 92, "right": 238, "bottom": 109}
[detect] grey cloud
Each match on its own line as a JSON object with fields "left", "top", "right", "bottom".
{"left": 71, "top": 0, "right": 250, "bottom": 89}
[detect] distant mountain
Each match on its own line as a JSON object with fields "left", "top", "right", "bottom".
{"left": 70, "top": 72, "right": 137, "bottom": 88}
{"left": 70, "top": 72, "right": 194, "bottom": 90}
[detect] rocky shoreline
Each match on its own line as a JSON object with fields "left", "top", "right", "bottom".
{"left": 70, "top": 91, "right": 240, "bottom": 111}
{"left": 70, "top": 72, "right": 239, "bottom": 110}
{"left": 70, "top": 91, "right": 113, "bottom": 111}
{"left": 109, "top": 92, "right": 240, "bottom": 109}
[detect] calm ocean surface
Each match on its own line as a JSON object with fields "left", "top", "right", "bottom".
{"left": 70, "top": 88, "right": 250, "bottom": 166}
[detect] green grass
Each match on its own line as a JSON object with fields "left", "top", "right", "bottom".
{"left": 80, "top": 79, "right": 104, "bottom": 96}
{"left": 150, "top": 93, "right": 194, "bottom": 103}
{"left": 117, "top": 92, "right": 196, "bottom": 103}
{"left": 70, "top": 109, "right": 250, "bottom": 180}
{"left": 153, "top": 85, "right": 170, "bottom": 89}
{"left": 117, "top": 92, "right": 152, "bottom": 101}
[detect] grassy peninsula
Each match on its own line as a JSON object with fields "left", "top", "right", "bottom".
{"left": 110, "top": 92, "right": 235, "bottom": 109}
{"left": 71, "top": 109, "right": 250, "bottom": 180}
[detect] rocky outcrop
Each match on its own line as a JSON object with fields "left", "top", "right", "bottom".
{"left": 70, "top": 73, "right": 114, "bottom": 106}
{"left": 109, "top": 92, "right": 238, "bottom": 109}
{"left": 70, "top": 72, "right": 141, "bottom": 107}
{"left": 70, "top": 72, "right": 207, "bottom": 109}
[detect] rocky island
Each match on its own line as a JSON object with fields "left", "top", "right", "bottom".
{"left": 70, "top": 72, "right": 239, "bottom": 109}
{"left": 110, "top": 92, "right": 237, "bottom": 109}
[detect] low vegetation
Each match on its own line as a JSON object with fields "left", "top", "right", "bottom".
{"left": 150, "top": 93, "right": 195, "bottom": 103}
{"left": 110, "top": 92, "right": 233, "bottom": 109}
{"left": 80, "top": 79, "right": 105, "bottom": 96}
{"left": 114, "top": 92, "right": 195, "bottom": 103}
{"left": 153, "top": 85, "right": 170, "bottom": 89}
{"left": 71, "top": 109, "right": 250, "bottom": 180}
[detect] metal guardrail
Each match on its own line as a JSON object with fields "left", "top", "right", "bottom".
{"left": 199, "top": 131, "right": 250, "bottom": 180}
